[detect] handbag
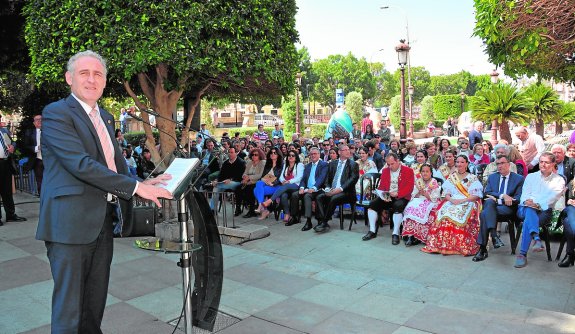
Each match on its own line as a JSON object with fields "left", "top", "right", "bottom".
{"left": 261, "top": 173, "right": 277, "bottom": 185}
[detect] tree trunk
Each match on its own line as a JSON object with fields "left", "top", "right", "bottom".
{"left": 535, "top": 118, "right": 545, "bottom": 139}
{"left": 556, "top": 121, "right": 563, "bottom": 135}
{"left": 499, "top": 119, "right": 512, "bottom": 144}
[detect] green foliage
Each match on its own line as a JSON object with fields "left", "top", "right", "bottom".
{"left": 522, "top": 83, "right": 560, "bottom": 121}
{"left": 432, "top": 95, "right": 468, "bottom": 120}
{"left": 225, "top": 126, "right": 275, "bottom": 139}
{"left": 420, "top": 95, "right": 434, "bottom": 124}
{"left": 429, "top": 71, "right": 489, "bottom": 97}
{"left": 200, "top": 99, "right": 215, "bottom": 132}
{"left": 471, "top": 83, "right": 531, "bottom": 142}
{"left": 389, "top": 95, "right": 400, "bottom": 129}
{"left": 373, "top": 66, "right": 396, "bottom": 107}
{"left": 473, "top": 0, "right": 575, "bottom": 81}
{"left": 311, "top": 53, "right": 376, "bottom": 110}
{"left": 392, "top": 66, "right": 430, "bottom": 104}
{"left": 345, "top": 91, "right": 363, "bottom": 125}
{"left": 281, "top": 96, "right": 299, "bottom": 134}
{"left": 306, "top": 124, "right": 327, "bottom": 139}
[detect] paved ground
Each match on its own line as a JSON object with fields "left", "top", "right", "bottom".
{"left": 2, "top": 191, "right": 575, "bottom": 334}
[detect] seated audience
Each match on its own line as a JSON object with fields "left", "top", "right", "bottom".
{"left": 422, "top": 155, "right": 483, "bottom": 256}
{"left": 254, "top": 148, "right": 284, "bottom": 218}
{"left": 469, "top": 143, "right": 490, "bottom": 165}
{"left": 514, "top": 152, "right": 565, "bottom": 268}
{"left": 482, "top": 144, "right": 518, "bottom": 185}
{"left": 508, "top": 145, "right": 527, "bottom": 177}
{"left": 315, "top": 145, "right": 359, "bottom": 233}
{"left": 410, "top": 149, "right": 428, "bottom": 173}
{"left": 237, "top": 148, "right": 266, "bottom": 218}
{"left": 473, "top": 155, "right": 524, "bottom": 262}
{"left": 362, "top": 153, "right": 415, "bottom": 244}
{"left": 288, "top": 147, "right": 328, "bottom": 230}
{"left": 559, "top": 178, "right": 575, "bottom": 267}
{"left": 402, "top": 143, "right": 417, "bottom": 166}
{"left": 209, "top": 147, "right": 246, "bottom": 212}
{"left": 355, "top": 147, "right": 378, "bottom": 193}
{"left": 401, "top": 163, "right": 441, "bottom": 245}
{"left": 259, "top": 150, "right": 304, "bottom": 222}
{"left": 433, "top": 148, "right": 457, "bottom": 182}
{"left": 136, "top": 149, "right": 157, "bottom": 179}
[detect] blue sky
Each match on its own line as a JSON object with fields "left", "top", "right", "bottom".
{"left": 295, "top": 0, "right": 494, "bottom": 76}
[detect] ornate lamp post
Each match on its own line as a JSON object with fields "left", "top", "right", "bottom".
{"left": 295, "top": 72, "right": 302, "bottom": 135}
{"left": 489, "top": 69, "right": 500, "bottom": 145}
{"left": 395, "top": 39, "right": 410, "bottom": 139}
{"left": 408, "top": 85, "right": 415, "bottom": 136}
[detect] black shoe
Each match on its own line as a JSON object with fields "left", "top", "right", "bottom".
{"left": 492, "top": 236, "right": 504, "bottom": 249}
{"left": 558, "top": 253, "right": 575, "bottom": 268}
{"left": 285, "top": 217, "right": 300, "bottom": 226}
{"left": 362, "top": 231, "right": 377, "bottom": 241}
{"left": 314, "top": 222, "right": 330, "bottom": 233}
{"left": 405, "top": 236, "right": 414, "bottom": 246}
{"left": 234, "top": 207, "right": 242, "bottom": 217}
{"left": 391, "top": 234, "right": 400, "bottom": 245}
{"left": 301, "top": 221, "right": 313, "bottom": 231}
{"left": 6, "top": 215, "right": 26, "bottom": 222}
{"left": 243, "top": 210, "right": 257, "bottom": 218}
{"left": 472, "top": 249, "right": 488, "bottom": 262}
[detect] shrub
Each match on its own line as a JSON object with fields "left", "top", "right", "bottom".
{"left": 346, "top": 91, "right": 363, "bottom": 124}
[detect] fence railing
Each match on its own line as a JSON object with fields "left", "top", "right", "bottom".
{"left": 14, "top": 165, "right": 38, "bottom": 196}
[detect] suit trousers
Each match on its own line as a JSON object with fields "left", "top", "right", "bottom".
{"left": 477, "top": 200, "right": 515, "bottom": 246}
{"left": 563, "top": 206, "right": 575, "bottom": 255}
{"left": 34, "top": 158, "right": 44, "bottom": 194}
{"left": 316, "top": 191, "right": 355, "bottom": 222}
{"left": 45, "top": 203, "right": 114, "bottom": 334}
{"left": 270, "top": 183, "right": 299, "bottom": 214}
{"left": 517, "top": 206, "right": 552, "bottom": 256}
{"left": 290, "top": 191, "right": 320, "bottom": 218}
{"left": 0, "top": 159, "right": 15, "bottom": 219}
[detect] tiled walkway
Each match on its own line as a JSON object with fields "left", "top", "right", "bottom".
{"left": 2, "top": 192, "right": 575, "bottom": 333}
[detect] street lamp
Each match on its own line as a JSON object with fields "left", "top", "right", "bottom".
{"left": 395, "top": 39, "right": 410, "bottom": 139}
{"left": 295, "top": 72, "right": 302, "bottom": 135}
{"left": 382, "top": 5, "right": 413, "bottom": 138}
{"left": 489, "top": 68, "right": 500, "bottom": 145}
{"left": 408, "top": 85, "right": 415, "bottom": 136}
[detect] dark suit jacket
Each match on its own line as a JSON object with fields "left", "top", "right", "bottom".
{"left": 36, "top": 95, "right": 137, "bottom": 244}
{"left": 484, "top": 172, "right": 524, "bottom": 204}
{"left": 559, "top": 157, "right": 575, "bottom": 184}
{"left": 298, "top": 160, "right": 328, "bottom": 190}
{"left": 326, "top": 159, "right": 359, "bottom": 195}
{"left": 23, "top": 128, "right": 40, "bottom": 168}
{"left": 371, "top": 152, "right": 384, "bottom": 171}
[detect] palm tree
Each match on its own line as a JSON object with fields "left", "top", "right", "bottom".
{"left": 523, "top": 83, "right": 560, "bottom": 138}
{"left": 551, "top": 101, "right": 575, "bottom": 135}
{"left": 471, "top": 83, "right": 531, "bottom": 143}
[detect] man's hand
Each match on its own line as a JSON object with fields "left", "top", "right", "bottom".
{"left": 223, "top": 179, "right": 231, "bottom": 185}
{"left": 390, "top": 191, "right": 398, "bottom": 198}
{"left": 327, "top": 188, "right": 342, "bottom": 197}
{"left": 142, "top": 173, "right": 172, "bottom": 186}
{"left": 136, "top": 182, "right": 173, "bottom": 207}
{"left": 502, "top": 194, "right": 513, "bottom": 206}
{"left": 7, "top": 144, "right": 14, "bottom": 154}
{"left": 485, "top": 195, "right": 497, "bottom": 202}
{"left": 307, "top": 188, "right": 315, "bottom": 194}
{"left": 299, "top": 188, "right": 305, "bottom": 195}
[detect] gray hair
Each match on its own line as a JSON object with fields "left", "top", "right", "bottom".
{"left": 493, "top": 143, "right": 510, "bottom": 155}
{"left": 309, "top": 147, "right": 320, "bottom": 154}
{"left": 67, "top": 50, "right": 107, "bottom": 76}
{"left": 551, "top": 144, "right": 566, "bottom": 153}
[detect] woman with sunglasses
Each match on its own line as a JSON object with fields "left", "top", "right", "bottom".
{"left": 237, "top": 148, "right": 266, "bottom": 218}
{"left": 254, "top": 149, "right": 284, "bottom": 218}
{"left": 259, "top": 150, "right": 304, "bottom": 222}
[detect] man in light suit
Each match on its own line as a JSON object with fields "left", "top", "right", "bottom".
{"left": 474, "top": 155, "right": 524, "bottom": 262}
{"left": 37, "top": 50, "right": 172, "bottom": 333}
{"left": 314, "top": 144, "right": 359, "bottom": 232}
{"left": 288, "top": 147, "right": 328, "bottom": 230}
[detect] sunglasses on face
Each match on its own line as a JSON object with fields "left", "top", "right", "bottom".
{"left": 288, "top": 154, "right": 297, "bottom": 157}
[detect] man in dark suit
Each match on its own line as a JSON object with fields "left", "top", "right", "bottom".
{"left": 314, "top": 144, "right": 359, "bottom": 232}
{"left": 288, "top": 147, "right": 328, "bottom": 230}
{"left": 365, "top": 140, "right": 384, "bottom": 170}
{"left": 37, "top": 51, "right": 172, "bottom": 333}
{"left": 0, "top": 115, "right": 26, "bottom": 225}
{"left": 24, "top": 114, "right": 44, "bottom": 193}
{"left": 473, "top": 155, "right": 524, "bottom": 262}
{"left": 552, "top": 144, "right": 575, "bottom": 186}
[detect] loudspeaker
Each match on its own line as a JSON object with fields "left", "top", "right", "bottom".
{"left": 123, "top": 206, "right": 157, "bottom": 237}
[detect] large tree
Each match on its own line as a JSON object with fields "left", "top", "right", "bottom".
{"left": 392, "top": 66, "right": 431, "bottom": 104}
{"left": 474, "top": 0, "right": 575, "bottom": 81}
{"left": 24, "top": 0, "right": 299, "bottom": 162}
{"left": 523, "top": 83, "right": 561, "bottom": 138}
{"left": 311, "top": 53, "right": 376, "bottom": 111}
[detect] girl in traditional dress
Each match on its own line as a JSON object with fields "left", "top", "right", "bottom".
{"left": 402, "top": 164, "right": 441, "bottom": 245}
{"left": 422, "top": 155, "right": 483, "bottom": 256}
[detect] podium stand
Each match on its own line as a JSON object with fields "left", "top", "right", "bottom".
{"left": 135, "top": 158, "right": 223, "bottom": 333}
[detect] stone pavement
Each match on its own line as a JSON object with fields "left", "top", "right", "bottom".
{"left": 2, "top": 192, "right": 575, "bottom": 333}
